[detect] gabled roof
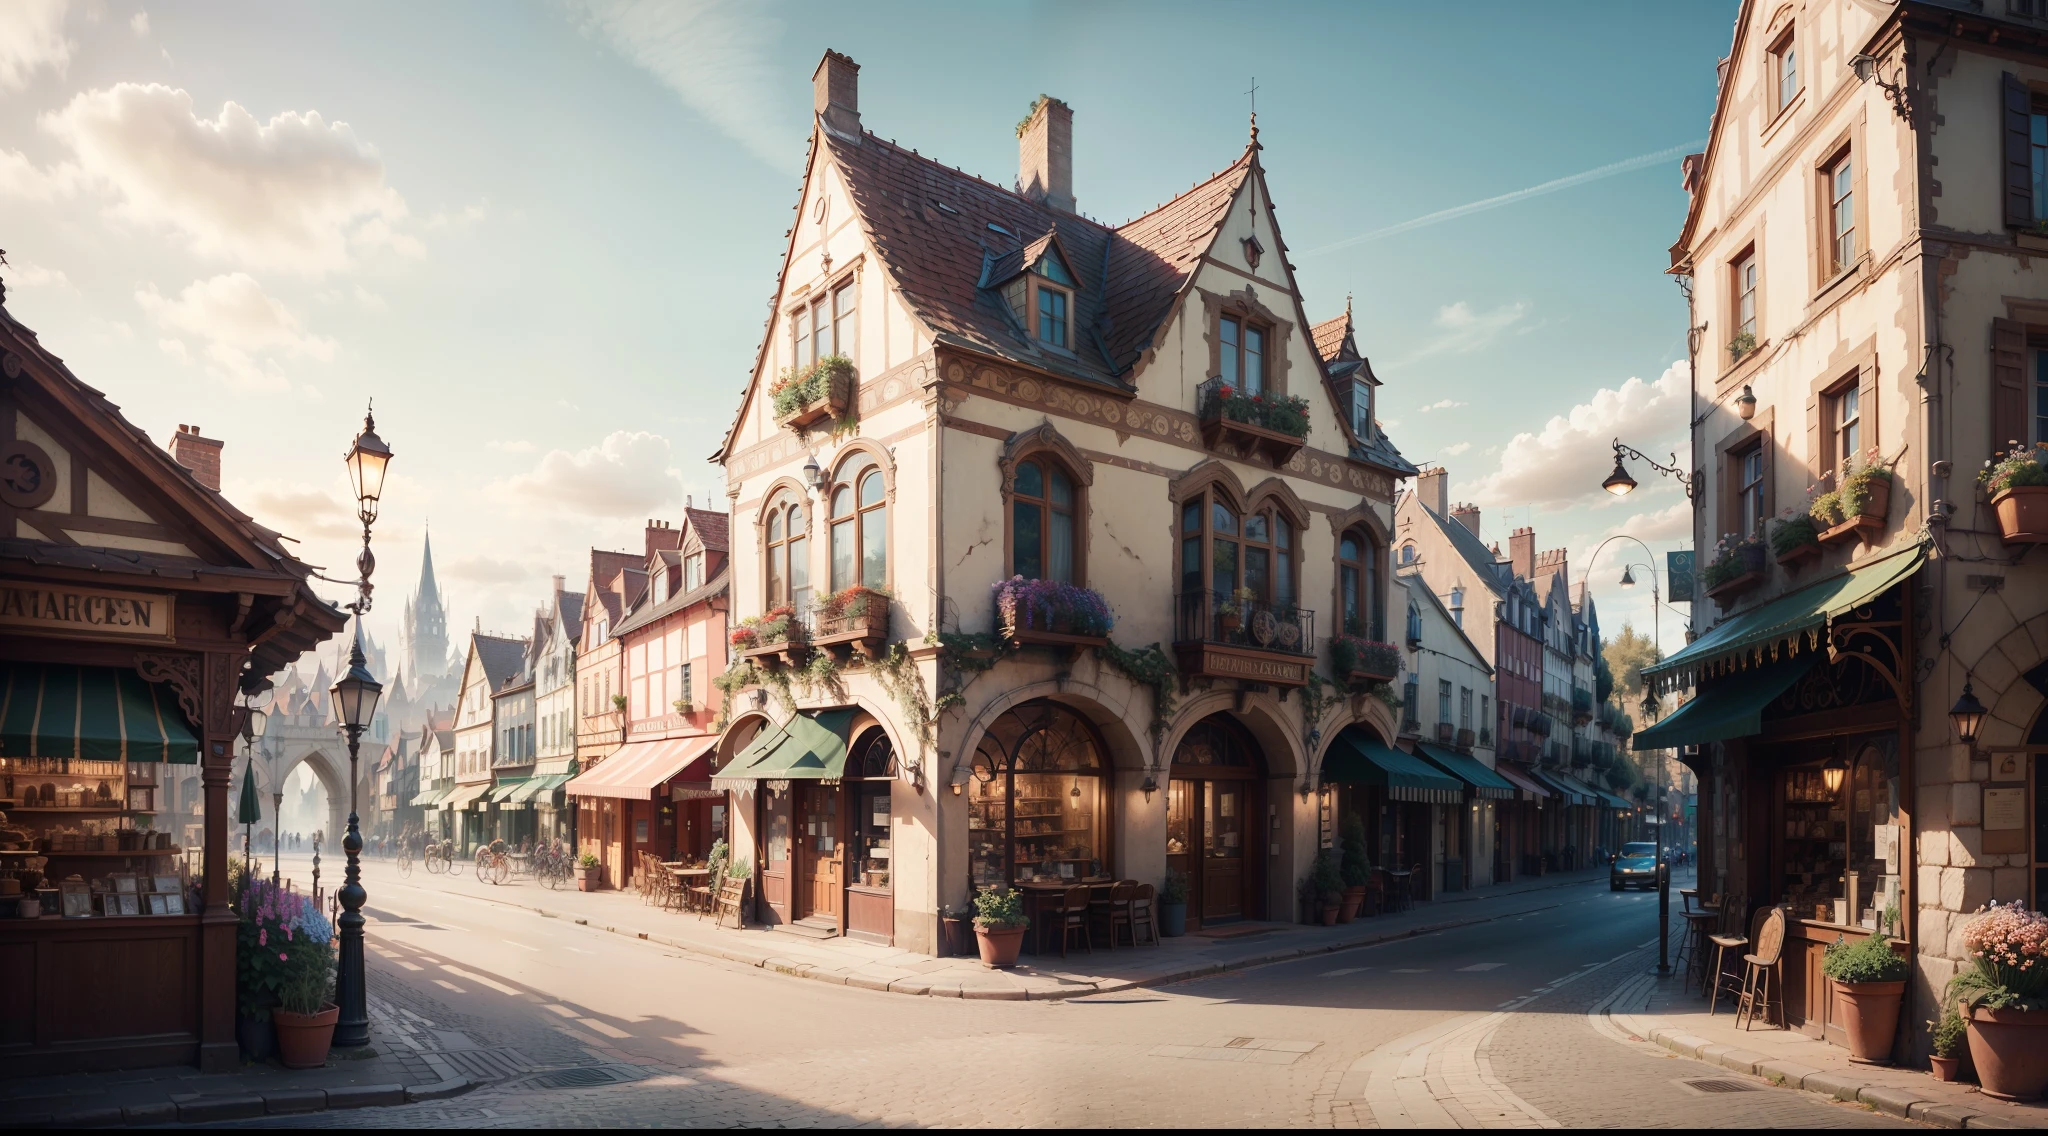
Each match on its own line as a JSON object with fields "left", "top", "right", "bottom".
{"left": 1410, "top": 494, "right": 1509, "bottom": 598}
{"left": 682, "top": 507, "right": 728, "bottom": 553}
{"left": 469, "top": 633, "right": 528, "bottom": 691}
{"left": 1312, "top": 306, "right": 1356, "bottom": 364}
{"left": 555, "top": 589, "right": 586, "bottom": 635}
{"left": 1398, "top": 568, "right": 1493, "bottom": 674}
{"left": 614, "top": 568, "right": 730, "bottom": 640}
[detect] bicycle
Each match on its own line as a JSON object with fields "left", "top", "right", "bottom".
{"left": 476, "top": 841, "right": 510, "bottom": 886}
{"left": 534, "top": 842, "right": 571, "bottom": 890}
{"left": 397, "top": 841, "right": 412, "bottom": 878}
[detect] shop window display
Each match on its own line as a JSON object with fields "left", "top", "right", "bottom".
{"left": 967, "top": 702, "right": 1109, "bottom": 888}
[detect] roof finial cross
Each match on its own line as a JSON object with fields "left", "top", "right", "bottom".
{"left": 1246, "top": 76, "right": 1259, "bottom": 117}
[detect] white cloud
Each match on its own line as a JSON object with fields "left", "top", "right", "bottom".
{"left": 564, "top": 0, "right": 791, "bottom": 167}
{"left": 445, "top": 555, "right": 541, "bottom": 586}
{"left": 129, "top": 10, "right": 148, "bottom": 35}
{"left": 0, "top": 0, "right": 72, "bottom": 92}
{"left": 240, "top": 483, "right": 356, "bottom": 542}
{"left": 5, "top": 258, "right": 72, "bottom": 291}
{"left": 1396, "top": 300, "right": 1531, "bottom": 365}
{"left": 1419, "top": 399, "right": 1467, "bottom": 412}
{"left": 486, "top": 439, "right": 535, "bottom": 453}
{"left": 1461, "top": 359, "right": 1691, "bottom": 511}
{"left": 1442, "top": 441, "right": 1472, "bottom": 457}
{"left": 497, "top": 430, "right": 683, "bottom": 516}
{"left": 39, "top": 84, "right": 415, "bottom": 274}
{"left": 352, "top": 285, "right": 387, "bottom": 311}
{"left": 0, "top": 148, "right": 81, "bottom": 201}
{"left": 138, "top": 273, "right": 337, "bottom": 390}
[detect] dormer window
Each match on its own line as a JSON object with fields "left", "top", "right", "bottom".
{"left": 683, "top": 552, "right": 705, "bottom": 592}
{"left": 1037, "top": 286, "right": 1067, "bottom": 347}
{"left": 995, "top": 239, "right": 1076, "bottom": 351}
{"left": 1241, "top": 235, "right": 1263, "bottom": 269}
{"left": 1350, "top": 380, "right": 1372, "bottom": 440}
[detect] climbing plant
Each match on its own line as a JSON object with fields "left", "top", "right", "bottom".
{"left": 1094, "top": 639, "right": 1178, "bottom": 742}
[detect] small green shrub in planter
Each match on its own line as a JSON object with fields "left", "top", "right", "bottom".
{"left": 1808, "top": 488, "right": 1846, "bottom": 528}
{"left": 1821, "top": 932, "right": 1910, "bottom": 984}
{"left": 1769, "top": 514, "right": 1819, "bottom": 557}
{"left": 1159, "top": 870, "right": 1189, "bottom": 937}
{"left": 577, "top": 852, "right": 600, "bottom": 870}
{"left": 1311, "top": 850, "right": 1344, "bottom": 908}
{"left": 1339, "top": 815, "right": 1372, "bottom": 888}
{"left": 1931, "top": 1006, "right": 1967, "bottom": 1059}
{"left": 973, "top": 888, "right": 1028, "bottom": 930}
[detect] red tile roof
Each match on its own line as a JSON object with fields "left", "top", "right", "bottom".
{"left": 1311, "top": 312, "right": 1351, "bottom": 363}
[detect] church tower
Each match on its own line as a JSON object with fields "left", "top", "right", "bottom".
{"left": 399, "top": 528, "right": 451, "bottom": 683}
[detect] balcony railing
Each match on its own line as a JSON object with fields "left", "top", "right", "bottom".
{"left": 1435, "top": 721, "right": 1454, "bottom": 745}
{"left": 1194, "top": 376, "right": 1310, "bottom": 466}
{"left": 1173, "top": 590, "right": 1314, "bottom": 686}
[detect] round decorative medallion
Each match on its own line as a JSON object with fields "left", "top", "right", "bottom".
{"left": 1250, "top": 609, "right": 1277, "bottom": 647}
{"left": 1277, "top": 620, "right": 1302, "bottom": 650}
{"left": 1, "top": 352, "right": 21, "bottom": 379}
{"left": 0, "top": 438, "right": 56, "bottom": 509}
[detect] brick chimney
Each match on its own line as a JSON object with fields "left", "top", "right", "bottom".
{"left": 168, "top": 424, "right": 222, "bottom": 491}
{"left": 813, "top": 50, "right": 860, "bottom": 139}
{"left": 1414, "top": 466, "right": 1448, "bottom": 515}
{"left": 1018, "top": 96, "right": 1075, "bottom": 213}
{"left": 551, "top": 574, "right": 566, "bottom": 595}
{"left": 1450, "top": 502, "right": 1481, "bottom": 539}
{"left": 644, "top": 519, "right": 681, "bottom": 560}
{"left": 1508, "top": 527, "right": 1536, "bottom": 580}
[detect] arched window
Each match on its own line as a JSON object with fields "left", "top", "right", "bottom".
{"left": 763, "top": 493, "right": 809, "bottom": 609}
{"left": 966, "top": 702, "right": 1109, "bottom": 888}
{"left": 1337, "top": 528, "right": 1382, "bottom": 639}
{"left": 1179, "top": 484, "right": 1304, "bottom": 643}
{"left": 1011, "top": 458, "right": 1077, "bottom": 582}
{"left": 828, "top": 452, "right": 887, "bottom": 591}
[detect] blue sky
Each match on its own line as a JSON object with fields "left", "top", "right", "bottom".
{"left": 0, "top": 0, "right": 1731, "bottom": 665}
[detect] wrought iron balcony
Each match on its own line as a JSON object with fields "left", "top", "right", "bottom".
{"left": 1172, "top": 590, "right": 1313, "bottom": 687}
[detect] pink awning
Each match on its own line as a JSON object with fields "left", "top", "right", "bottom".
{"left": 1493, "top": 761, "right": 1554, "bottom": 803}
{"left": 563, "top": 736, "right": 715, "bottom": 801}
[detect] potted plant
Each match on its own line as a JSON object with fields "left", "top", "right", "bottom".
{"left": 1769, "top": 512, "right": 1821, "bottom": 567}
{"left": 1929, "top": 1005, "right": 1967, "bottom": 1083}
{"left": 991, "top": 576, "right": 1113, "bottom": 645}
{"left": 1338, "top": 814, "right": 1372, "bottom": 922}
{"left": 1979, "top": 441, "right": 2048, "bottom": 544}
{"left": 939, "top": 901, "right": 975, "bottom": 958}
{"left": 815, "top": 584, "right": 892, "bottom": 648}
{"left": 272, "top": 911, "right": 338, "bottom": 1070}
{"left": 1840, "top": 449, "right": 1895, "bottom": 525}
{"left": 1312, "top": 850, "right": 1345, "bottom": 926}
{"left": 1701, "top": 534, "right": 1766, "bottom": 601}
{"left": 575, "top": 852, "right": 602, "bottom": 891}
{"left": 771, "top": 353, "right": 855, "bottom": 430}
{"left": 1159, "top": 870, "right": 1189, "bottom": 937}
{"left": 1820, "top": 929, "right": 1909, "bottom": 1063}
{"left": 1217, "top": 587, "right": 1255, "bottom": 634}
{"left": 972, "top": 888, "right": 1029, "bottom": 968}
{"left": 232, "top": 865, "right": 279, "bottom": 1061}
{"left": 1728, "top": 331, "right": 1757, "bottom": 362}
{"left": 1951, "top": 902, "right": 2048, "bottom": 1101}
{"left": 1331, "top": 636, "right": 1400, "bottom": 686}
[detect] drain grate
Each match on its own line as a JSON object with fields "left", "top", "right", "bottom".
{"left": 422, "top": 1047, "right": 535, "bottom": 1082}
{"left": 522, "top": 1064, "right": 646, "bottom": 1090}
{"left": 1682, "top": 1078, "right": 1760, "bottom": 1094}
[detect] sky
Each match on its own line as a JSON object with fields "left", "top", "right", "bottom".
{"left": 0, "top": 0, "right": 1732, "bottom": 672}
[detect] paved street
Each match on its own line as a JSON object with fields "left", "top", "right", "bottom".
{"left": 244, "top": 854, "right": 1911, "bottom": 1128}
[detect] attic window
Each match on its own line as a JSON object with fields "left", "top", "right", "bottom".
{"left": 1242, "top": 236, "right": 1264, "bottom": 269}
{"left": 933, "top": 200, "right": 960, "bottom": 215}
{"left": 987, "top": 222, "right": 1014, "bottom": 238}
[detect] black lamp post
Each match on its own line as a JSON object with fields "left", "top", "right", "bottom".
{"left": 330, "top": 406, "right": 391, "bottom": 1050}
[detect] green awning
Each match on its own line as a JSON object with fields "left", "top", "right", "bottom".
{"left": 488, "top": 777, "right": 531, "bottom": 805}
{"left": 1415, "top": 744, "right": 1517, "bottom": 801}
{"left": 713, "top": 709, "right": 857, "bottom": 786}
{"left": 511, "top": 772, "right": 573, "bottom": 804}
{"left": 410, "top": 785, "right": 450, "bottom": 808}
{"left": 1320, "top": 729, "right": 1463, "bottom": 804}
{"left": 1635, "top": 652, "right": 1818, "bottom": 752}
{"left": 1644, "top": 543, "right": 1923, "bottom": 692}
{"left": 1594, "top": 789, "right": 1636, "bottom": 811}
{"left": 0, "top": 664, "right": 199, "bottom": 763}
{"left": 1530, "top": 769, "right": 1596, "bottom": 807}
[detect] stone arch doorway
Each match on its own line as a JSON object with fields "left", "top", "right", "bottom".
{"left": 1168, "top": 713, "right": 1266, "bottom": 927}
{"left": 965, "top": 700, "right": 1114, "bottom": 890}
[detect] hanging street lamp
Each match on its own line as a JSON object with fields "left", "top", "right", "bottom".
{"left": 1949, "top": 682, "right": 1988, "bottom": 746}
{"left": 331, "top": 404, "right": 392, "bottom": 1050}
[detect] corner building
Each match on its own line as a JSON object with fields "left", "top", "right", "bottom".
{"left": 709, "top": 53, "right": 1418, "bottom": 953}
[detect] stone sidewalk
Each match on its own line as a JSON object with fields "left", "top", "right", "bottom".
{"left": 376, "top": 859, "right": 1619, "bottom": 1000}
{"left": 1599, "top": 963, "right": 2048, "bottom": 1129}
{"left": 0, "top": 994, "right": 472, "bottom": 1128}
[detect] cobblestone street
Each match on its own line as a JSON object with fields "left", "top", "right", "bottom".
{"left": 221, "top": 858, "right": 1919, "bottom": 1129}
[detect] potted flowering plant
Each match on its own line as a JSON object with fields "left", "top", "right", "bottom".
{"left": 1701, "top": 534, "right": 1765, "bottom": 601}
{"left": 771, "top": 353, "right": 855, "bottom": 429}
{"left": 1769, "top": 511, "right": 1821, "bottom": 568}
{"left": 992, "top": 576, "right": 1113, "bottom": 645}
{"left": 1216, "top": 586, "right": 1256, "bottom": 633}
{"left": 1820, "top": 927, "right": 1909, "bottom": 1063}
{"left": 1979, "top": 441, "right": 2048, "bottom": 544}
{"left": 1950, "top": 902, "right": 2048, "bottom": 1101}
{"left": 814, "top": 584, "right": 891, "bottom": 647}
{"left": 235, "top": 878, "right": 336, "bottom": 1068}
{"left": 272, "top": 917, "right": 338, "bottom": 1069}
{"left": 575, "top": 851, "right": 602, "bottom": 891}
{"left": 972, "top": 888, "right": 1029, "bottom": 968}
{"left": 1198, "top": 379, "right": 1311, "bottom": 462}
{"left": 1331, "top": 636, "right": 1400, "bottom": 685}
{"left": 1840, "top": 449, "right": 1895, "bottom": 524}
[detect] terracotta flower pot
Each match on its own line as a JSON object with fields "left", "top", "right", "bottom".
{"left": 975, "top": 924, "right": 1026, "bottom": 969}
{"left": 1991, "top": 485, "right": 2048, "bottom": 545}
{"left": 1339, "top": 885, "right": 1366, "bottom": 924}
{"left": 1318, "top": 902, "right": 1340, "bottom": 927}
{"left": 1928, "top": 1054, "right": 1960, "bottom": 1083}
{"left": 575, "top": 865, "right": 600, "bottom": 891}
{"left": 1832, "top": 979, "right": 1905, "bottom": 1064}
{"left": 1965, "top": 1005, "right": 2048, "bottom": 1101}
{"left": 272, "top": 1004, "right": 338, "bottom": 1070}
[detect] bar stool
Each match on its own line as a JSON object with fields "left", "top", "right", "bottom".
{"left": 1736, "top": 907, "right": 1787, "bottom": 1031}
{"left": 1708, "top": 906, "right": 1763, "bottom": 1016}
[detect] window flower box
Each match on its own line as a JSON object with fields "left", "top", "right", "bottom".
{"left": 1812, "top": 453, "right": 1892, "bottom": 546}
{"left": 812, "top": 585, "right": 891, "bottom": 657}
{"left": 772, "top": 355, "right": 854, "bottom": 432}
{"left": 1981, "top": 443, "right": 2048, "bottom": 544}
{"left": 1195, "top": 377, "right": 1309, "bottom": 466}
{"left": 732, "top": 606, "right": 810, "bottom": 666}
{"left": 1330, "top": 635, "right": 1398, "bottom": 688}
{"left": 1702, "top": 536, "right": 1765, "bottom": 605}
{"left": 993, "top": 576, "right": 1112, "bottom": 650}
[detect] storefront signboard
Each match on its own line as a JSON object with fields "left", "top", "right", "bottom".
{"left": 0, "top": 580, "right": 175, "bottom": 642}
{"left": 1984, "top": 786, "right": 2028, "bottom": 854}
{"left": 1666, "top": 550, "right": 1695, "bottom": 604}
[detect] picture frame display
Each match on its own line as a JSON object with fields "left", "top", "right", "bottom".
{"left": 148, "top": 894, "right": 169, "bottom": 915}
{"left": 59, "top": 880, "right": 92, "bottom": 918}
{"left": 116, "top": 893, "right": 139, "bottom": 916}
{"left": 163, "top": 893, "right": 185, "bottom": 915}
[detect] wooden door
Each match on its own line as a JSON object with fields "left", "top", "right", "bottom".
{"left": 1166, "top": 779, "right": 1196, "bottom": 917}
{"left": 796, "top": 783, "right": 842, "bottom": 923}
{"left": 1202, "top": 782, "right": 1246, "bottom": 922}
{"left": 759, "top": 788, "right": 792, "bottom": 924}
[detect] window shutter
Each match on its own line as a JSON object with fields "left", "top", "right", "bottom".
{"left": 1858, "top": 364, "right": 1879, "bottom": 469}
{"left": 1992, "top": 317, "right": 2029, "bottom": 456}
{"left": 1805, "top": 390, "right": 1823, "bottom": 482}
{"left": 2005, "top": 73, "right": 2034, "bottom": 229}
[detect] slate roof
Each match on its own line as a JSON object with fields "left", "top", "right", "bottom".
{"left": 1414, "top": 496, "right": 1510, "bottom": 597}
{"left": 683, "top": 507, "right": 729, "bottom": 553}
{"left": 470, "top": 633, "right": 528, "bottom": 691}
{"left": 586, "top": 549, "right": 642, "bottom": 629}
{"left": 614, "top": 568, "right": 730, "bottom": 639}
{"left": 824, "top": 127, "right": 1254, "bottom": 389}
{"left": 556, "top": 589, "right": 586, "bottom": 634}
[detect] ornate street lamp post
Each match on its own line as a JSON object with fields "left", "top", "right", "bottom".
{"left": 330, "top": 406, "right": 391, "bottom": 1050}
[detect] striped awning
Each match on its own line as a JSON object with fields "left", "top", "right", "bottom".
{"left": 1319, "top": 729, "right": 1463, "bottom": 804}
{"left": 0, "top": 664, "right": 199, "bottom": 764}
{"left": 410, "top": 785, "right": 450, "bottom": 808}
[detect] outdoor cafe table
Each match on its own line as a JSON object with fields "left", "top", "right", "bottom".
{"left": 1014, "top": 879, "right": 1114, "bottom": 953}
{"left": 668, "top": 865, "right": 710, "bottom": 912}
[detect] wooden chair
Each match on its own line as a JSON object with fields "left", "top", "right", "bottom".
{"left": 712, "top": 876, "right": 747, "bottom": 929}
{"left": 1129, "top": 883, "right": 1160, "bottom": 947}
{"left": 1735, "top": 907, "right": 1787, "bottom": 1031}
{"left": 1679, "top": 898, "right": 1720, "bottom": 994}
{"left": 1042, "top": 885, "right": 1093, "bottom": 957}
{"left": 1709, "top": 905, "right": 1764, "bottom": 1016}
{"left": 1090, "top": 881, "right": 1136, "bottom": 948}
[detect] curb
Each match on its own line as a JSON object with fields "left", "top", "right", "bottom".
{"left": 9, "top": 1077, "right": 474, "bottom": 1128}
{"left": 1638, "top": 1026, "right": 2048, "bottom": 1129}
{"left": 500, "top": 881, "right": 1593, "bottom": 1002}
